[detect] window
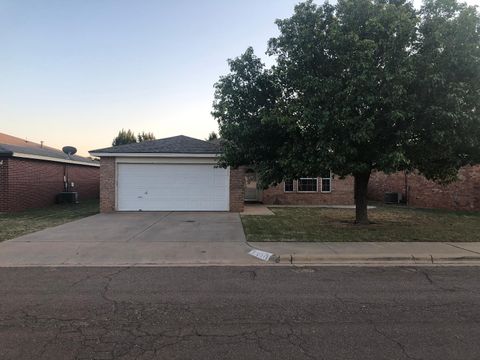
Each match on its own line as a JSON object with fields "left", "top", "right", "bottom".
{"left": 321, "top": 172, "right": 331, "bottom": 193}
{"left": 284, "top": 179, "right": 294, "bottom": 192}
{"left": 298, "top": 178, "right": 318, "bottom": 192}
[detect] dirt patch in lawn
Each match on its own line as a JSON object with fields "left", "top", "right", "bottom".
{"left": 241, "top": 206, "right": 480, "bottom": 242}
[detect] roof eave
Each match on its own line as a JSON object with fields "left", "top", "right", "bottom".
{"left": 11, "top": 152, "right": 99, "bottom": 167}
{"left": 89, "top": 152, "right": 219, "bottom": 158}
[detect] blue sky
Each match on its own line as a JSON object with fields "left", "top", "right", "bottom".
{"left": 1, "top": 0, "right": 479, "bottom": 155}
{"left": 0, "top": 0, "right": 305, "bottom": 155}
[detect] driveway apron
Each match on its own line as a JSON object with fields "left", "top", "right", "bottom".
{"left": 0, "top": 212, "right": 261, "bottom": 266}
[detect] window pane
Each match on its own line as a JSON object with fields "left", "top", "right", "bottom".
{"left": 298, "top": 178, "right": 317, "bottom": 192}
{"left": 284, "top": 179, "right": 294, "bottom": 192}
{"left": 321, "top": 178, "right": 331, "bottom": 192}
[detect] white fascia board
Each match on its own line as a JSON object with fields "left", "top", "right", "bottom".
{"left": 12, "top": 152, "right": 100, "bottom": 167}
{"left": 89, "top": 152, "right": 219, "bottom": 158}
{"left": 115, "top": 157, "right": 219, "bottom": 165}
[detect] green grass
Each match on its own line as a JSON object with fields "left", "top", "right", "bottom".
{"left": 241, "top": 205, "right": 480, "bottom": 242}
{"left": 0, "top": 200, "right": 99, "bottom": 242}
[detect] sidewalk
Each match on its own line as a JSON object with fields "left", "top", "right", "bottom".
{"left": 249, "top": 241, "right": 480, "bottom": 265}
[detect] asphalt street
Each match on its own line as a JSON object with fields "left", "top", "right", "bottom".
{"left": 1, "top": 266, "right": 479, "bottom": 359}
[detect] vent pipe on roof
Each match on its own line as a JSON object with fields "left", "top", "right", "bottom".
{"left": 40, "top": 141, "right": 44, "bottom": 148}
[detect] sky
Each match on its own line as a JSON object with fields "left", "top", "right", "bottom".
{"left": 1, "top": 0, "right": 479, "bottom": 156}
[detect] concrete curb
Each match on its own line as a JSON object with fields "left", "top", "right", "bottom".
{"left": 270, "top": 254, "right": 480, "bottom": 265}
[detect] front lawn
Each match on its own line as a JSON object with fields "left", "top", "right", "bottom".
{"left": 241, "top": 206, "right": 480, "bottom": 242}
{"left": 0, "top": 200, "right": 99, "bottom": 242}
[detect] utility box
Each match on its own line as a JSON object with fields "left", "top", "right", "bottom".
{"left": 384, "top": 192, "right": 402, "bottom": 204}
{"left": 56, "top": 192, "right": 79, "bottom": 204}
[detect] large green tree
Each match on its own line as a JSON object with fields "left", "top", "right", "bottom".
{"left": 213, "top": 0, "right": 480, "bottom": 224}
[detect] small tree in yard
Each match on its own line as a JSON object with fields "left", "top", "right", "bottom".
{"left": 212, "top": 0, "right": 480, "bottom": 224}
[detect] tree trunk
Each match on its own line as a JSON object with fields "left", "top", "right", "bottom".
{"left": 354, "top": 172, "right": 371, "bottom": 225}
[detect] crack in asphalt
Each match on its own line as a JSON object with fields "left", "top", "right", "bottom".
{"left": 100, "top": 267, "right": 132, "bottom": 316}
{"left": 14, "top": 306, "right": 332, "bottom": 360}
{"left": 331, "top": 281, "right": 420, "bottom": 360}
{"left": 415, "top": 268, "right": 462, "bottom": 292}
{"left": 2, "top": 266, "right": 479, "bottom": 360}
{"left": 69, "top": 272, "right": 103, "bottom": 288}
{"left": 420, "top": 269, "right": 434, "bottom": 285}
{"left": 240, "top": 269, "right": 257, "bottom": 280}
{"left": 371, "top": 322, "right": 421, "bottom": 360}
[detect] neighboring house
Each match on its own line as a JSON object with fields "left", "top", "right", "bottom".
{"left": 90, "top": 135, "right": 354, "bottom": 213}
{"left": 368, "top": 166, "right": 480, "bottom": 211}
{"left": 0, "top": 133, "right": 100, "bottom": 212}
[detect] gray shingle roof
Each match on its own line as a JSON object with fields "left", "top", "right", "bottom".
{"left": 90, "top": 135, "right": 221, "bottom": 155}
{"left": 0, "top": 141, "right": 98, "bottom": 166}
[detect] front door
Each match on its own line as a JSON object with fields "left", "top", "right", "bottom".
{"left": 244, "top": 171, "right": 262, "bottom": 202}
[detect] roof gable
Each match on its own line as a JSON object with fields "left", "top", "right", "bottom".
{"left": 90, "top": 135, "right": 221, "bottom": 155}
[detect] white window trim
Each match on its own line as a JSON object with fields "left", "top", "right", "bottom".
{"left": 321, "top": 172, "right": 332, "bottom": 193}
{"left": 297, "top": 177, "right": 318, "bottom": 193}
{"left": 284, "top": 179, "right": 295, "bottom": 193}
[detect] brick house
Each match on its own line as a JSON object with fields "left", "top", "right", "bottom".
{"left": 0, "top": 133, "right": 100, "bottom": 212}
{"left": 259, "top": 176, "right": 354, "bottom": 206}
{"left": 368, "top": 166, "right": 480, "bottom": 211}
{"left": 90, "top": 135, "right": 354, "bottom": 213}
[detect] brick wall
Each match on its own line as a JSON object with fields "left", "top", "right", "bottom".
{"left": 99, "top": 157, "right": 116, "bottom": 213}
{"left": 0, "top": 157, "right": 9, "bottom": 212}
{"left": 368, "top": 165, "right": 480, "bottom": 211}
{"left": 229, "top": 166, "right": 246, "bottom": 212}
{"left": 98, "top": 162, "right": 356, "bottom": 212}
{"left": 262, "top": 176, "right": 355, "bottom": 205}
{"left": 0, "top": 157, "right": 99, "bottom": 212}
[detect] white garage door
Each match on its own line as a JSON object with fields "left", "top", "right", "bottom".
{"left": 117, "top": 163, "right": 230, "bottom": 211}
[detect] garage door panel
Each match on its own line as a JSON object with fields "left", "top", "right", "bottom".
{"left": 117, "top": 164, "right": 229, "bottom": 211}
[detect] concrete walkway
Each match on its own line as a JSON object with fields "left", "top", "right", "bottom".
{"left": 250, "top": 241, "right": 480, "bottom": 265}
{"left": 242, "top": 203, "right": 275, "bottom": 215}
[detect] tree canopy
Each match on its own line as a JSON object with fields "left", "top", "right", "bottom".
{"left": 112, "top": 129, "right": 156, "bottom": 146}
{"left": 112, "top": 129, "right": 137, "bottom": 146}
{"left": 206, "top": 131, "right": 219, "bottom": 141}
{"left": 137, "top": 132, "right": 156, "bottom": 143}
{"left": 213, "top": 0, "right": 480, "bottom": 223}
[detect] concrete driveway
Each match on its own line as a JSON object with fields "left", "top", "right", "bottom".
{"left": 0, "top": 212, "right": 262, "bottom": 266}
